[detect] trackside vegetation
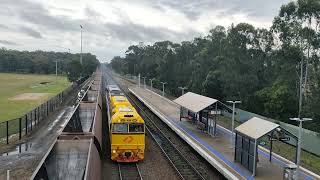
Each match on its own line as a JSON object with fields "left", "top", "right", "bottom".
{"left": 0, "top": 49, "right": 100, "bottom": 82}
{"left": 109, "top": 0, "right": 320, "bottom": 133}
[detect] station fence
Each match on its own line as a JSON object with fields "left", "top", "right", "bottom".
{"left": 0, "top": 84, "right": 76, "bottom": 145}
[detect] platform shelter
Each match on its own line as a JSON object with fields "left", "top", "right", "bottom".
{"left": 235, "top": 117, "right": 298, "bottom": 176}
{"left": 174, "top": 92, "right": 219, "bottom": 136}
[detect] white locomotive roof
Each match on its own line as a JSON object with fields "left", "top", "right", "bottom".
{"left": 115, "top": 96, "right": 127, "bottom": 101}
{"left": 119, "top": 107, "right": 133, "bottom": 112}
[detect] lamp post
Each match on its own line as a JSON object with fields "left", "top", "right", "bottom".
{"left": 138, "top": 74, "right": 141, "bottom": 87}
{"left": 178, "top": 86, "right": 187, "bottom": 95}
{"left": 290, "top": 117, "right": 312, "bottom": 176}
{"left": 149, "top": 79, "right": 154, "bottom": 90}
{"left": 80, "top": 25, "right": 83, "bottom": 65}
{"left": 160, "top": 82, "right": 167, "bottom": 96}
{"left": 226, "top": 100, "right": 241, "bottom": 148}
{"left": 55, "top": 60, "right": 58, "bottom": 76}
{"left": 142, "top": 77, "right": 146, "bottom": 89}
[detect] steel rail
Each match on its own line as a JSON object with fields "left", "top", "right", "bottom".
{"left": 118, "top": 163, "right": 143, "bottom": 180}
{"left": 108, "top": 72, "right": 205, "bottom": 180}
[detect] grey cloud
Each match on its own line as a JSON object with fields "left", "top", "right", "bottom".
{"left": 104, "top": 21, "right": 196, "bottom": 42}
{"left": 19, "top": 11, "right": 78, "bottom": 32}
{"left": 0, "top": 0, "right": 290, "bottom": 61}
{"left": 0, "top": 0, "right": 79, "bottom": 32}
{"left": 0, "top": 40, "right": 19, "bottom": 46}
{"left": 19, "top": 26, "right": 42, "bottom": 39}
{"left": 130, "top": 0, "right": 289, "bottom": 21}
{"left": 0, "top": 24, "right": 8, "bottom": 30}
{"left": 49, "top": 6, "right": 76, "bottom": 13}
{"left": 85, "top": 7, "right": 102, "bottom": 18}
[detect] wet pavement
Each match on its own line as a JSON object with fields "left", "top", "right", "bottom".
{"left": 0, "top": 106, "right": 75, "bottom": 180}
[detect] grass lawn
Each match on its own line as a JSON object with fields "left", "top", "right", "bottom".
{"left": 216, "top": 115, "right": 320, "bottom": 174}
{"left": 0, "top": 73, "right": 71, "bottom": 122}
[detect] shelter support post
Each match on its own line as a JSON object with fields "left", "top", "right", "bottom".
{"left": 270, "top": 131, "right": 273, "bottom": 162}
{"left": 252, "top": 139, "right": 257, "bottom": 176}
{"left": 206, "top": 110, "right": 209, "bottom": 131}
{"left": 214, "top": 103, "right": 218, "bottom": 136}
{"left": 199, "top": 110, "right": 203, "bottom": 125}
{"left": 234, "top": 133, "right": 237, "bottom": 161}
{"left": 295, "top": 139, "right": 298, "bottom": 164}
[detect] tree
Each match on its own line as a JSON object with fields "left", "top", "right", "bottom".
{"left": 0, "top": 49, "right": 100, "bottom": 82}
{"left": 109, "top": 0, "right": 320, "bottom": 132}
{"left": 66, "top": 59, "right": 82, "bottom": 82}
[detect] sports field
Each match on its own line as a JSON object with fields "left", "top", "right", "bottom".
{"left": 0, "top": 73, "right": 71, "bottom": 122}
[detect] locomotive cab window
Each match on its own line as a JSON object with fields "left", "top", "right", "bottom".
{"left": 112, "top": 123, "right": 128, "bottom": 133}
{"left": 129, "top": 124, "right": 144, "bottom": 133}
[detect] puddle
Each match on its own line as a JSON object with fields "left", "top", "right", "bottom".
{"left": 47, "top": 109, "right": 66, "bottom": 131}
{"left": 1, "top": 143, "right": 33, "bottom": 156}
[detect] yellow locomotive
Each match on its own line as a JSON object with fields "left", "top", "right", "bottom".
{"left": 107, "top": 85, "right": 145, "bottom": 162}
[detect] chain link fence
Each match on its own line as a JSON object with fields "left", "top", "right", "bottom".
{"left": 0, "top": 84, "right": 76, "bottom": 145}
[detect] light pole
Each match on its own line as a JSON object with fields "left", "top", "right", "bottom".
{"left": 149, "top": 78, "right": 154, "bottom": 90}
{"left": 160, "top": 82, "right": 167, "bottom": 96}
{"left": 142, "top": 77, "right": 146, "bottom": 89}
{"left": 178, "top": 86, "right": 187, "bottom": 95}
{"left": 138, "top": 74, "right": 141, "bottom": 87}
{"left": 80, "top": 25, "right": 83, "bottom": 65}
{"left": 227, "top": 100, "right": 241, "bottom": 148}
{"left": 290, "top": 117, "right": 312, "bottom": 176}
{"left": 55, "top": 60, "right": 58, "bottom": 76}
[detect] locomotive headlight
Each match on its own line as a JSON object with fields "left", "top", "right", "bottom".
{"left": 112, "top": 150, "right": 116, "bottom": 154}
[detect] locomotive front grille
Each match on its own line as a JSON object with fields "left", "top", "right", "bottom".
{"left": 124, "top": 152, "right": 132, "bottom": 158}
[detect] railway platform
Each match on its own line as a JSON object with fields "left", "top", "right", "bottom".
{"left": 129, "top": 86, "right": 319, "bottom": 180}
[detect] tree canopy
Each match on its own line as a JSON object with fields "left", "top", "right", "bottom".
{"left": 109, "top": 0, "right": 320, "bottom": 132}
{"left": 0, "top": 48, "right": 100, "bottom": 82}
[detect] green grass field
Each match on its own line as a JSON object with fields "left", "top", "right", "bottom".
{"left": 0, "top": 73, "right": 71, "bottom": 122}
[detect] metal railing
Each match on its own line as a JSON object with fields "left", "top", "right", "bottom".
{"left": 0, "top": 84, "right": 76, "bottom": 145}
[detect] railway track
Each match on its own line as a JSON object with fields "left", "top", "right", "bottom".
{"left": 127, "top": 93, "right": 205, "bottom": 180}
{"left": 118, "top": 163, "right": 143, "bottom": 180}
{"left": 109, "top": 74, "right": 205, "bottom": 180}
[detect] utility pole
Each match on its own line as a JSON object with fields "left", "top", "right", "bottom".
{"left": 178, "top": 86, "right": 187, "bottom": 95}
{"left": 161, "top": 82, "right": 167, "bottom": 96}
{"left": 80, "top": 25, "right": 83, "bottom": 65}
{"left": 55, "top": 60, "right": 58, "bottom": 76}
{"left": 226, "top": 100, "right": 241, "bottom": 148}
{"left": 149, "top": 79, "right": 154, "bottom": 90}
{"left": 298, "top": 61, "right": 303, "bottom": 118}
{"left": 138, "top": 74, "right": 141, "bottom": 87}
{"left": 142, "top": 77, "right": 146, "bottom": 89}
{"left": 289, "top": 117, "right": 312, "bottom": 177}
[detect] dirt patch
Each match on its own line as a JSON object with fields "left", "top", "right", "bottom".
{"left": 9, "top": 93, "right": 52, "bottom": 101}
{"left": 40, "top": 81, "right": 50, "bottom": 85}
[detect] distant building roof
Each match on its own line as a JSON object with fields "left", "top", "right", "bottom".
{"left": 235, "top": 117, "right": 279, "bottom": 140}
{"left": 173, "top": 92, "right": 218, "bottom": 113}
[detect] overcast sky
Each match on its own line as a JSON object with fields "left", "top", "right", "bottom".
{"left": 0, "top": 0, "right": 290, "bottom": 62}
